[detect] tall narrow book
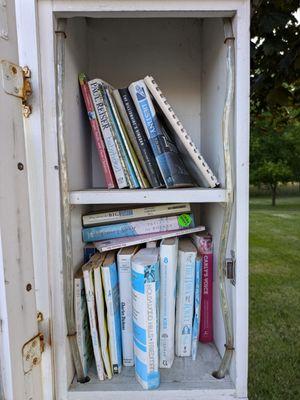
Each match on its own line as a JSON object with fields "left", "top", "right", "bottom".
{"left": 128, "top": 80, "right": 194, "bottom": 188}
{"left": 88, "top": 79, "right": 128, "bottom": 189}
{"left": 82, "top": 203, "right": 191, "bottom": 227}
{"left": 101, "top": 251, "right": 122, "bottom": 374}
{"left": 175, "top": 238, "right": 197, "bottom": 357}
{"left": 117, "top": 88, "right": 164, "bottom": 188}
{"left": 93, "top": 255, "right": 112, "bottom": 379}
{"left": 78, "top": 73, "right": 116, "bottom": 189}
{"left": 132, "top": 248, "right": 160, "bottom": 390}
{"left": 117, "top": 245, "right": 139, "bottom": 366}
{"left": 74, "top": 268, "right": 93, "bottom": 376}
{"left": 191, "top": 256, "right": 202, "bottom": 360}
{"left": 82, "top": 213, "right": 195, "bottom": 242}
{"left": 144, "top": 75, "right": 219, "bottom": 188}
{"left": 159, "top": 237, "right": 178, "bottom": 368}
{"left": 82, "top": 254, "right": 106, "bottom": 380}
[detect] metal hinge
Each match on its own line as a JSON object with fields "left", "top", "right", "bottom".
{"left": 22, "top": 333, "right": 44, "bottom": 374}
{"left": 226, "top": 250, "right": 236, "bottom": 286}
{"left": 0, "top": 60, "right": 32, "bottom": 117}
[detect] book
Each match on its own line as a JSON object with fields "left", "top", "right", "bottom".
{"left": 82, "top": 213, "right": 195, "bottom": 242}
{"left": 132, "top": 248, "right": 160, "bottom": 390}
{"left": 159, "top": 237, "right": 178, "bottom": 368}
{"left": 94, "top": 226, "right": 205, "bottom": 253}
{"left": 88, "top": 79, "right": 128, "bottom": 189}
{"left": 78, "top": 73, "right": 116, "bottom": 189}
{"left": 118, "top": 88, "right": 164, "bottom": 188}
{"left": 82, "top": 254, "right": 106, "bottom": 380}
{"left": 146, "top": 241, "right": 157, "bottom": 248}
{"left": 110, "top": 89, "right": 150, "bottom": 188}
{"left": 191, "top": 256, "right": 202, "bottom": 360}
{"left": 74, "top": 268, "right": 93, "bottom": 376}
{"left": 104, "top": 88, "right": 140, "bottom": 189}
{"left": 117, "top": 245, "right": 139, "bottom": 366}
{"left": 175, "top": 238, "right": 197, "bottom": 357}
{"left": 93, "top": 255, "right": 112, "bottom": 379}
{"left": 128, "top": 79, "right": 194, "bottom": 188}
{"left": 144, "top": 75, "right": 219, "bottom": 188}
{"left": 101, "top": 251, "right": 122, "bottom": 374}
{"left": 82, "top": 203, "right": 191, "bottom": 227}
{"left": 83, "top": 243, "right": 97, "bottom": 263}
{"left": 191, "top": 233, "right": 214, "bottom": 343}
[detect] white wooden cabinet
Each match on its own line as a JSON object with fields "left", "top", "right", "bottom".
{"left": 0, "top": 1, "right": 250, "bottom": 399}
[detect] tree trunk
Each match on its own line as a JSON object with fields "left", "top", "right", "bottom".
{"left": 271, "top": 185, "right": 277, "bottom": 206}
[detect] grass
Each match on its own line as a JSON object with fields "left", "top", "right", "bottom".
{"left": 249, "top": 196, "right": 300, "bottom": 399}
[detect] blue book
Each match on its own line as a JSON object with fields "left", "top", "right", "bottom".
{"left": 101, "top": 251, "right": 122, "bottom": 374}
{"left": 192, "top": 256, "right": 202, "bottom": 360}
{"left": 83, "top": 243, "right": 97, "bottom": 263}
{"left": 82, "top": 213, "right": 195, "bottom": 242}
{"left": 128, "top": 80, "right": 194, "bottom": 188}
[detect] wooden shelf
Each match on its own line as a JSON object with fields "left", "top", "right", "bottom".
{"left": 69, "top": 188, "right": 227, "bottom": 205}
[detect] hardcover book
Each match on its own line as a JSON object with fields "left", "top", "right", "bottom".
{"left": 78, "top": 73, "right": 116, "bottom": 189}
{"left": 175, "top": 238, "right": 197, "bottom": 357}
{"left": 159, "top": 237, "right": 178, "bottom": 368}
{"left": 118, "top": 88, "right": 164, "bottom": 188}
{"left": 117, "top": 245, "right": 140, "bottom": 366}
{"left": 82, "top": 203, "right": 191, "bottom": 227}
{"left": 101, "top": 251, "right": 122, "bottom": 374}
{"left": 82, "top": 213, "right": 195, "bottom": 242}
{"left": 132, "top": 248, "right": 160, "bottom": 390}
{"left": 128, "top": 80, "right": 194, "bottom": 188}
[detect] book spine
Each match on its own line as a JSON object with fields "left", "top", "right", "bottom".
{"left": 83, "top": 244, "right": 97, "bottom": 263}
{"left": 93, "top": 267, "right": 112, "bottom": 379}
{"left": 175, "top": 248, "right": 196, "bottom": 357}
{"left": 88, "top": 79, "right": 128, "bottom": 188}
{"left": 117, "top": 252, "right": 135, "bottom": 366}
{"left": 82, "top": 213, "right": 195, "bottom": 242}
{"left": 83, "top": 269, "right": 105, "bottom": 380}
{"left": 104, "top": 88, "right": 139, "bottom": 188}
{"left": 74, "top": 277, "right": 86, "bottom": 374}
{"left": 78, "top": 74, "right": 116, "bottom": 189}
{"left": 101, "top": 263, "right": 122, "bottom": 374}
{"left": 112, "top": 90, "right": 151, "bottom": 188}
{"left": 132, "top": 256, "right": 160, "bottom": 389}
{"left": 159, "top": 239, "right": 178, "bottom": 368}
{"left": 119, "top": 88, "right": 164, "bottom": 188}
{"left": 82, "top": 203, "right": 191, "bottom": 227}
{"left": 200, "top": 251, "right": 213, "bottom": 342}
{"left": 191, "top": 257, "right": 202, "bottom": 360}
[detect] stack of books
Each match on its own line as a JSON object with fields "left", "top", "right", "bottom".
{"left": 79, "top": 74, "right": 219, "bottom": 189}
{"left": 74, "top": 203, "right": 214, "bottom": 389}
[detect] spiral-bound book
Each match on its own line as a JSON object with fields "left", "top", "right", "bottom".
{"left": 144, "top": 76, "right": 219, "bottom": 188}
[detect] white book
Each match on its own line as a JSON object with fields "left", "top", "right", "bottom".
{"left": 101, "top": 251, "right": 122, "bottom": 374}
{"left": 82, "top": 254, "right": 106, "bottom": 380}
{"left": 132, "top": 248, "right": 160, "bottom": 390}
{"left": 144, "top": 75, "right": 219, "bottom": 188}
{"left": 93, "top": 258, "right": 112, "bottom": 379}
{"left": 175, "top": 238, "right": 197, "bottom": 357}
{"left": 159, "top": 237, "right": 178, "bottom": 368}
{"left": 88, "top": 79, "right": 128, "bottom": 189}
{"left": 82, "top": 203, "right": 191, "bottom": 227}
{"left": 74, "top": 269, "right": 93, "bottom": 376}
{"left": 117, "top": 245, "right": 139, "bottom": 366}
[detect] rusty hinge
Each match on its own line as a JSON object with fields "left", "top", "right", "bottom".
{"left": 0, "top": 60, "right": 32, "bottom": 117}
{"left": 226, "top": 250, "right": 236, "bottom": 286}
{"left": 22, "top": 333, "right": 44, "bottom": 374}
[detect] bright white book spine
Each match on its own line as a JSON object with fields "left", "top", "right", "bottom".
{"left": 159, "top": 238, "right": 178, "bottom": 368}
{"left": 74, "top": 276, "right": 92, "bottom": 376}
{"left": 93, "top": 266, "right": 112, "bottom": 379}
{"left": 175, "top": 244, "right": 197, "bottom": 357}
{"left": 82, "top": 268, "right": 105, "bottom": 380}
{"left": 82, "top": 203, "right": 191, "bottom": 227}
{"left": 88, "top": 79, "right": 127, "bottom": 188}
{"left": 117, "top": 249, "right": 136, "bottom": 366}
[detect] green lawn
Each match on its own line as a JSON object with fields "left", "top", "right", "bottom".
{"left": 249, "top": 196, "right": 300, "bottom": 399}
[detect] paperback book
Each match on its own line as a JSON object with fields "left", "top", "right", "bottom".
{"left": 191, "top": 256, "right": 202, "bottom": 360}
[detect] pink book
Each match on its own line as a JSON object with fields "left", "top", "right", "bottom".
{"left": 79, "top": 73, "right": 116, "bottom": 189}
{"left": 191, "top": 233, "right": 213, "bottom": 343}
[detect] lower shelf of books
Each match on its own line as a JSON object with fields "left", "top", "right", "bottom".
{"left": 69, "top": 343, "right": 234, "bottom": 399}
